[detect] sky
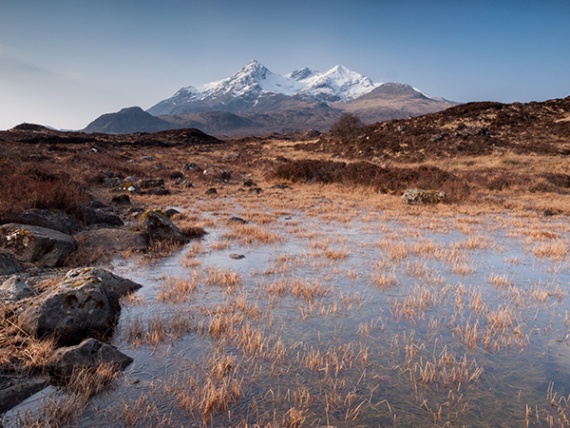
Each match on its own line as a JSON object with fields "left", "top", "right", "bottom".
{"left": 0, "top": 0, "right": 569, "bottom": 130}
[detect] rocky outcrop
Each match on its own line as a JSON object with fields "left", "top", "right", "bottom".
{"left": 401, "top": 189, "right": 446, "bottom": 205}
{"left": 48, "top": 338, "right": 133, "bottom": 376}
{"left": 0, "top": 223, "right": 77, "bottom": 267}
{"left": 18, "top": 268, "right": 141, "bottom": 346}
{"left": 0, "top": 250, "right": 21, "bottom": 275}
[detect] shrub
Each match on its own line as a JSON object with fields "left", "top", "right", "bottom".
{"left": 330, "top": 113, "right": 365, "bottom": 140}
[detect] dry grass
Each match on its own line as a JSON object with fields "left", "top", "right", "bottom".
{"left": 157, "top": 274, "right": 199, "bottom": 302}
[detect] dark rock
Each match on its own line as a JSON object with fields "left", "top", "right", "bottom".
{"left": 138, "top": 178, "right": 164, "bottom": 189}
{"left": 164, "top": 208, "right": 180, "bottom": 218}
{"left": 169, "top": 171, "right": 184, "bottom": 180}
{"left": 0, "top": 224, "right": 77, "bottom": 267}
{"left": 272, "top": 183, "right": 291, "bottom": 190}
{"left": 48, "top": 338, "right": 133, "bottom": 376}
{"left": 80, "top": 207, "right": 124, "bottom": 227}
{"left": 111, "top": 193, "right": 131, "bottom": 205}
{"left": 229, "top": 254, "right": 245, "bottom": 260}
{"left": 141, "top": 209, "right": 190, "bottom": 244}
{"left": 145, "top": 188, "right": 171, "bottom": 196}
{"left": 74, "top": 229, "right": 147, "bottom": 253}
{"left": 184, "top": 162, "right": 201, "bottom": 172}
{"left": 227, "top": 217, "right": 248, "bottom": 225}
{"left": 0, "top": 374, "right": 50, "bottom": 413}
{"left": 544, "top": 209, "right": 556, "bottom": 217}
{"left": 248, "top": 187, "right": 263, "bottom": 194}
{"left": 19, "top": 268, "right": 141, "bottom": 346}
{"left": 0, "top": 250, "right": 21, "bottom": 275}
{"left": 243, "top": 179, "right": 256, "bottom": 187}
{"left": 89, "top": 200, "right": 108, "bottom": 209}
{"left": 14, "top": 209, "right": 81, "bottom": 235}
{"left": 0, "top": 275, "right": 35, "bottom": 302}
{"left": 205, "top": 187, "right": 218, "bottom": 195}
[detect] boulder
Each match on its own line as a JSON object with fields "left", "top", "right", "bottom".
{"left": 48, "top": 338, "right": 133, "bottom": 376}
{"left": 0, "top": 275, "right": 35, "bottom": 302}
{"left": 62, "top": 267, "right": 142, "bottom": 298}
{"left": 0, "top": 374, "right": 50, "bottom": 414}
{"left": 110, "top": 193, "right": 131, "bottom": 205}
{"left": 18, "top": 268, "right": 141, "bottom": 346}
{"left": 0, "top": 223, "right": 77, "bottom": 267}
{"left": 80, "top": 207, "right": 124, "bottom": 226}
{"left": 74, "top": 228, "right": 147, "bottom": 253}
{"left": 401, "top": 188, "right": 446, "bottom": 205}
{"left": 14, "top": 209, "right": 81, "bottom": 235}
{"left": 0, "top": 250, "right": 21, "bottom": 275}
{"left": 140, "top": 209, "right": 190, "bottom": 244}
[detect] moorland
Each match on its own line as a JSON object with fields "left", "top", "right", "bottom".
{"left": 1, "top": 96, "right": 570, "bottom": 427}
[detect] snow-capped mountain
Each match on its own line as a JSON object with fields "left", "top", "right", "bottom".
{"left": 85, "top": 60, "right": 456, "bottom": 136}
{"left": 147, "top": 60, "right": 383, "bottom": 116}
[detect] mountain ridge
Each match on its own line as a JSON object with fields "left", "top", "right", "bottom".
{"left": 84, "top": 60, "right": 456, "bottom": 135}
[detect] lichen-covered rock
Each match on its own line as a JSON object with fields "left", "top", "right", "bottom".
{"left": 61, "top": 267, "right": 142, "bottom": 298}
{"left": 0, "top": 250, "right": 21, "bottom": 275}
{"left": 18, "top": 268, "right": 141, "bottom": 346}
{"left": 0, "top": 223, "right": 77, "bottom": 267}
{"left": 48, "top": 338, "right": 133, "bottom": 376}
{"left": 140, "top": 209, "right": 190, "bottom": 244}
{"left": 401, "top": 188, "right": 446, "bottom": 205}
{"left": 0, "top": 275, "right": 35, "bottom": 302}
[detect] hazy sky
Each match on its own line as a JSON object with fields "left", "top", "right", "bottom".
{"left": 1, "top": 0, "right": 569, "bottom": 130}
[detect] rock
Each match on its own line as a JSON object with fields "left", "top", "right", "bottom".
{"left": 14, "top": 209, "right": 81, "bottom": 235}
{"left": 184, "top": 162, "right": 201, "bottom": 172}
{"left": 62, "top": 267, "right": 142, "bottom": 298}
{"left": 138, "top": 178, "right": 164, "bottom": 189}
{"left": 248, "top": 187, "right": 263, "bottom": 194}
{"left": 0, "top": 224, "right": 77, "bottom": 267}
{"left": 74, "top": 229, "right": 147, "bottom": 253}
{"left": 243, "top": 179, "right": 256, "bottom": 187}
{"left": 111, "top": 193, "right": 131, "bottom": 205}
{"left": 80, "top": 207, "right": 124, "bottom": 226}
{"left": 48, "top": 338, "right": 133, "bottom": 376}
{"left": 205, "top": 187, "right": 218, "bottom": 195}
{"left": 0, "top": 250, "right": 21, "bottom": 275}
{"left": 18, "top": 268, "right": 141, "bottom": 346}
{"left": 164, "top": 208, "right": 180, "bottom": 218}
{"left": 227, "top": 217, "right": 248, "bottom": 225}
{"left": 0, "top": 275, "right": 35, "bottom": 302}
{"left": 140, "top": 209, "right": 190, "bottom": 244}
{"left": 229, "top": 254, "right": 245, "bottom": 260}
{"left": 145, "top": 188, "right": 171, "bottom": 196}
{"left": 401, "top": 188, "right": 446, "bottom": 205}
{"left": 0, "top": 374, "right": 50, "bottom": 414}
{"left": 89, "top": 200, "right": 108, "bottom": 209}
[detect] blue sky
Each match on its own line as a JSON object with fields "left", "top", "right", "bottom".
{"left": 0, "top": 0, "right": 569, "bottom": 130}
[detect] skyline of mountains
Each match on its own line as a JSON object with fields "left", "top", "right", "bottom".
{"left": 84, "top": 60, "right": 457, "bottom": 136}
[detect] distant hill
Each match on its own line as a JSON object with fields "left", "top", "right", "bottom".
{"left": 83, "top": 106, "right": 175, "bottom": 134}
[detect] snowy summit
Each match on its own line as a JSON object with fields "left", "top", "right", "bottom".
{"left": 147, "top": 60, "right": 382, "bottom": 116}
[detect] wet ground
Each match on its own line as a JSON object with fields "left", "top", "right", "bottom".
{"left": 5, "top": 197, "right": 570, "bottom": 427}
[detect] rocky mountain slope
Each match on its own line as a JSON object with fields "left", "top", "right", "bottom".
{"left": 84, "top": 60, "right": 456, "bottom": 136}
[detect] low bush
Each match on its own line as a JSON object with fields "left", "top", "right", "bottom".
{"left": 273, "top": 160, "right": 469, "bottom": 201}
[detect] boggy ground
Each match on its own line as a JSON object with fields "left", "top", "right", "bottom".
{"left": 1, "top": 96, "right": 570, "bottom": 426}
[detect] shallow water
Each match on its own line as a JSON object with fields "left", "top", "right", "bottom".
{"left": 6, "top": 207, "right": 570, "bottom": 427}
